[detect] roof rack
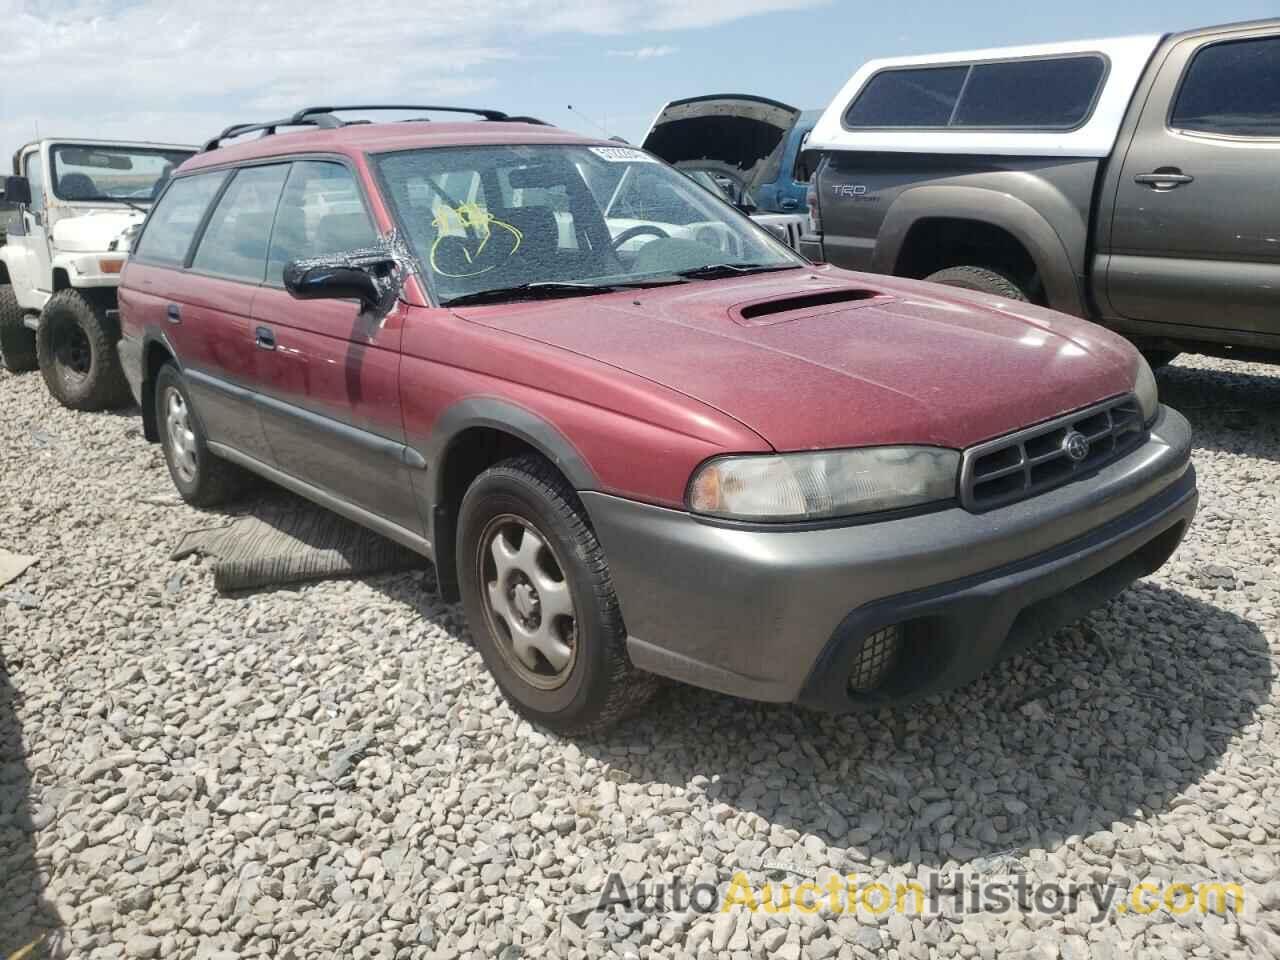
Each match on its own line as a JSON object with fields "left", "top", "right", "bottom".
{"left": 201, "top": 104, "right": 547, "bottom": 152}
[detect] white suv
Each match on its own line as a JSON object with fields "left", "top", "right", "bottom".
{"left": 1, "top": 139, "right": 194, "bottom": 408}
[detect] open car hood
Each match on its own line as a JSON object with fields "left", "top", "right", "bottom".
{"left": 641, "top": 95, "right": 802, "bottom": 194}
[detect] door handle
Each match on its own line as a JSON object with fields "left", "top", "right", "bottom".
{"left": 166, "top": 304, "right": 181, "bottom": 323}
{"left": 255, "top": 326, "right": 276, "bottom": 350}
{"left": 1134, "top": 169, "right": 1194, "bottom": 190}
{"left": 779, "top": 198, "right": 799, "bottom": 210}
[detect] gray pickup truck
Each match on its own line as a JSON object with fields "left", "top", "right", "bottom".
{"left": 800, "top": 18, "right": 1280, "bottom": 367}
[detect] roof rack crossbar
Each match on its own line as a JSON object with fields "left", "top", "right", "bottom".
{"left": 201, "top": 104, "right": 545, "bottom": 152}
{"left": 292, "top": 104, "right": 511, "bottom": 122}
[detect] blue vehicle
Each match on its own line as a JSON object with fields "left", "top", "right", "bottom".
{"left": 641, "top": 96, "right": 818, "bottom": 215}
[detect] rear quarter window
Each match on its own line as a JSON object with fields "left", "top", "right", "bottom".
{"left": 1170, "top": 35, "right": 1280, "bottom": 137}
{"left": 844, "top": 55, "right": 1107, "bottom": 129}
{"left": 134, "top": 172, "right": 228, "bottom": 266}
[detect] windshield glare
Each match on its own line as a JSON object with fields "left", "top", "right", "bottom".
{"left": 50, "top": 145, "right": 194, "bottom": 204}
{"left": 373, "top": 144, "right": 802, "bottom": 304}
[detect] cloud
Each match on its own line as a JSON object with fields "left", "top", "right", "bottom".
{"left": 0, "top": 0, "right": 824, "bottom": 159}
{"left": 607, "top": 46, "right": 679, "bottom": 60}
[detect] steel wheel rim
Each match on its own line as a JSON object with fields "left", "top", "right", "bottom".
{"left": 163, "top": 387, "right": 198, "bottom": 483}
{"left": 477, "top": 514, "right": 578, "bottom": 691}
{"left": 52, "top": 316, "right": 91, "bottom": 383}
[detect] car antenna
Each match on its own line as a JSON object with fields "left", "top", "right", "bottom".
{"left": 567, "top": 105, "right": 609, "bottom": 138}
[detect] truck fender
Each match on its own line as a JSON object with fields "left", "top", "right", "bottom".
{"left": 871, "top": 184, "right": 1085, "bottom": 317}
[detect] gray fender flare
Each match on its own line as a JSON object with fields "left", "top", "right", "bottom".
{"left": 421, "top": 397, "right": 600, "bottom": 505}
{"left": 419, "top": 398, "right": 600, "bottom": 602}
{"left": 871, "top": 184, "right": 1085, "bottom": 317}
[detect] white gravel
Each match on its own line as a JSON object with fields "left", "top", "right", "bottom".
{"left": 1, "top": 355, "right": 1277, "bottom": 960}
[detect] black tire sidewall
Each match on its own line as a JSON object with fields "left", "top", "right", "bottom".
{"left": 458, "top": 472, "right": 615, "bottom": 724}
{"left": 36, "top": 291, "right": 126, "bottom": 409}
{"left": 927, "top": 266, "right": 1029, "bottom": 302}
{"left": 0, "top": 284, "right": 37, "bottom": 373}
{"left": 154, "top": 364, "right": 216, "bottom": 502}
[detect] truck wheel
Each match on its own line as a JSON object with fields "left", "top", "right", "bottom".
{"left": 1141, "top": 350, "right": 1180, "bottom": 370}
{"left": 154, "top": 363, "right": 245, "bottom": 506}
{"left": 925, "top": 265, "right": 1030, "bottom": 302}
{"left": 36, "top": 289, "right": 133, "bottom": 410}
{"left": 0, "top": 284, "right": 37, "bottom": 373}
{"left": 457, "top": 454, "right": 658, "bottom": 735}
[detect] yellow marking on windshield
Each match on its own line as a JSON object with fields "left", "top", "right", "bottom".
{"left": 429, "top": 203, "right": 524, "bottom": 278}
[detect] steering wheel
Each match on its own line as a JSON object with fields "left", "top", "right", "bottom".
{"left": 611, "top": 224, "right": 670, "bottom": 250}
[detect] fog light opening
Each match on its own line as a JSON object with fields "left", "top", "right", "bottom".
{"left": 847, "top": 623, "right": 902, "bottom": 693}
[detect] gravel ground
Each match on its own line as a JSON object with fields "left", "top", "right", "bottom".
{"left": 1, "top": 355, "right": 1278, "bottom": 960}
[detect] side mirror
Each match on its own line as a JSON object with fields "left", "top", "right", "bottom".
{"left": 4, "top": 176, "right": 32, "bottom": 206}
{"left": 283, "top": 258, "right": 390, "bottom": 309}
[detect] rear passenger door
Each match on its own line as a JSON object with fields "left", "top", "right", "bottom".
{"left": 178, "top": 163, "right": 291, "bottom": 463}
{"left": 1108, "top": 27, "right": 1280, "bottom": 336}
{"left": 252, "top": 160, "right": 422, "bottom": 535}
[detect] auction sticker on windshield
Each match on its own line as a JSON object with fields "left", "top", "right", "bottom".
{"left": 589, "top": 146, "right": 657, "bottom": 163}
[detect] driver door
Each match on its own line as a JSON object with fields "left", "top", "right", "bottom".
{"left": 7, "top": 148, "right": 54, "bottom": 310}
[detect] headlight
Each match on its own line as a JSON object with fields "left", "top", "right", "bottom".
{"left": 1134, "top": 354, "right": 1159, "bottom": 424}
{"left": 687, "top": 446, "right": 960, "bottom": 522}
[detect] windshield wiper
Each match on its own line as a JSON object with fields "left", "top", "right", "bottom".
{"left": 443, "top": 281, "right": 625, "bottom": 307}
{"left": 80, "top": 194, "right": 148, "bottom": 214}
{"left": 673, "top": 263, "right": 801, "bottom": 280}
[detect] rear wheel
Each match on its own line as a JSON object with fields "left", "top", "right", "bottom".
{"left": 154, "top": 363, "right": 245, "bottom": 507}
{"left": 1141, "top": 349, "right": 1180, "bottom": 370}
{"left": 0, "top": 284, "right": 37, "bottom": 373}
{"left": 925, "top": 265, "right": 1030, "bottom": 302}
{"left": 457, "top": 454, "right": 658, "bottom": 734}
{"left": 36, "top": 289, "right": 132, "bottom": 409}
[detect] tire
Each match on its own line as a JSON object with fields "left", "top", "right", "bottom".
{"left": 0, "top": 284, "right": 37, "bottom": 373}
{"left": 458, "top": 454, "right": 658, "bottom": 735}
{"left": 1141, "top": 349, "right": 1180, "bottom": 370}
{"left": 925, "top": 265, "right": 1030, "bottom": 302}
{"left": 154, "top": 363, "right": 245, "bottom": 507}
{"left": 36, "top": 289, "right": 133, "bottom": 410}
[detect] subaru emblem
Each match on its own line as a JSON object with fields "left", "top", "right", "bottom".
{"left": 1062, "top": 430, "right": 1090, "bottom": 462}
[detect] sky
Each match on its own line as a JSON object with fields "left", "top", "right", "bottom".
{"left": 1, "top": 0, "right": 1275, "bottom": 163}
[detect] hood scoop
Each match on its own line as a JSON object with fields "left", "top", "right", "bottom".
{"left": 734, "top": 287, "right": 886, "bottom": 326}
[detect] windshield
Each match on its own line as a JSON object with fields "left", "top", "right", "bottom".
{"left": 50, "top": 145, "right": 195, "bottom": 204}
{"left": 372, "top": 144, "right": 802, "bottom": 305}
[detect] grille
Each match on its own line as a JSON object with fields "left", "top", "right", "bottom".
{"left": 848, "top": 624, "right": 901, "bottom": 693}
{"left": 960, "top": 394, "right": 1146, "bottom": 511}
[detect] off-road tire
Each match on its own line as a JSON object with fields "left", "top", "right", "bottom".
{"left": 458, "top": 454, "right": 658, "bottom": 735}
{"left": 1141, "top": 350, "right": 1180, "bottom": 370}
{"left": 925, "top": 265, "right": 1030, "bottom": 302}
{"left": 0, "top": 284, "right": 37, "bottom": 373}
{"left": 36, "top": 289, "right": 132, "bottom": 410}
{"left": 154, "top": 363, "right": 245, "bottom": 507}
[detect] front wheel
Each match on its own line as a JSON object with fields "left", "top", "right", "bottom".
{"left": 457, "top": 454, "right": 657, "bottom": 734}
{"left": 0, "top": 284, "right": 37, "bottom": 373}
{"left": 36, "top": 289, "right": 132, "bottom": 409}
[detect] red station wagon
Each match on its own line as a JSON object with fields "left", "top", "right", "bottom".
{"left": 117, "top": 106, "right": 1197, "bottom": 733}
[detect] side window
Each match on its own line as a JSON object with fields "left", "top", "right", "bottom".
{"left": 192, "top": 165, "right": 289, "bottom": 282}
{"left": 953, "top": 57, "right": 1106, "bottom": 128}
{"left": 24, "top": 152, "right": 45, "bottom": 214}
{"left": 1171, "top": 35, "right": 1280, "bottom": 137}
{"left": 844, "top": 66, "right": 968, "bottom": 127}
{"left": 266, "top": 161, "right": 376, "bottom": 284}
{"left": 134, "top": 172, "right": 228, "bottom": 266}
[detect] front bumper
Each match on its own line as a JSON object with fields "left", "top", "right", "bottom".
{"left": 582, "top": 404, "right": 1196, "bottom": 710}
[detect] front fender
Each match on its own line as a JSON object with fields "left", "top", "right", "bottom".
{"left": 872, "top": 184, "right": 1084, "bottom": 317}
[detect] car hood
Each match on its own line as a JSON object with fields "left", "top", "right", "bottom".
{"left": 452, "top": 267, "right": 1140, "bottom": 452}
{"left": 50, "top": 209, "right": 144, "bottom": 253}
{"left": 641, "top": 95, "right": 802, "bottom": 194}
